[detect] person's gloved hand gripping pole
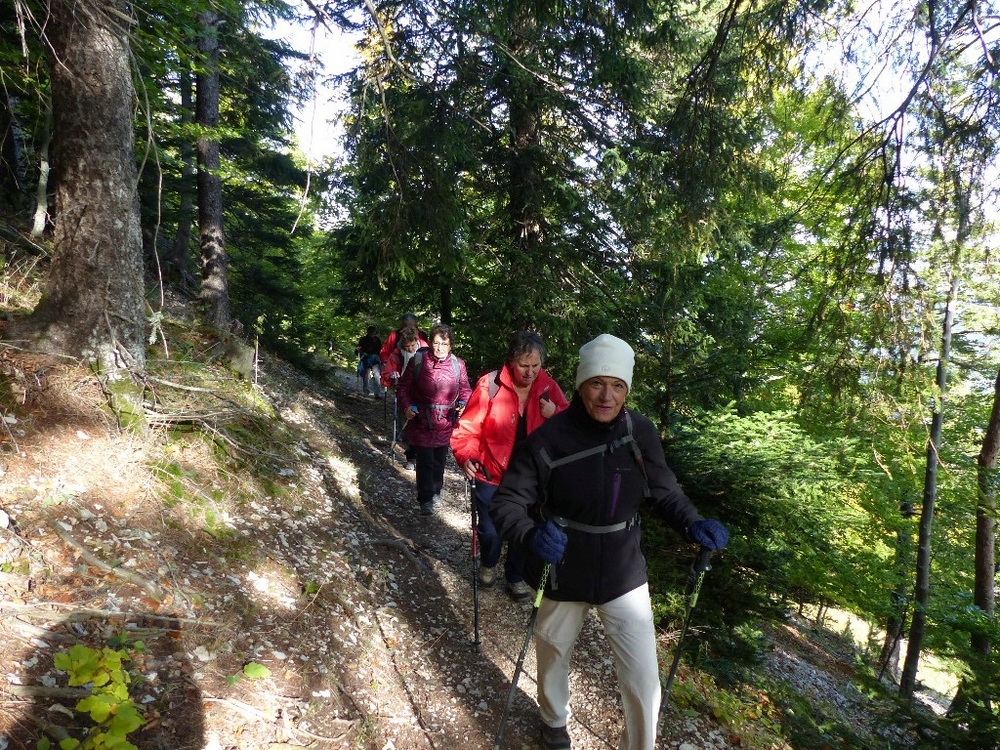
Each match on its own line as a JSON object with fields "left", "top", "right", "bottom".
{"left": 529, "top": 520, "right": 568, "bottom": 564}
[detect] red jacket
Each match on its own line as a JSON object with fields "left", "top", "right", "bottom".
{"left": 396, "top": 350, "right": 473, "bottom": 448}
{"left": 451, "top": 364, "right": 568, "bottom": 484}
{"left": 379, "top": 328, "right": 429, "bottom": 370}
{"left": 379, "top": 329, "right": 431, "bottom": 387}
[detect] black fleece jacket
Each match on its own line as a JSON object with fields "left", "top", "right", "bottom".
{"left": 490, "top": 397, "right": 704, "bottom": 604}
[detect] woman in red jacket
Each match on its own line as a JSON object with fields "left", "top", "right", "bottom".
{"left": 451, "top": 331, "right": 569, "bottom": 601}
{"left": 397, "top": 323, "right": 473, "bottom": 515}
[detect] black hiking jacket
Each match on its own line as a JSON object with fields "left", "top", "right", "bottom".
{"left": 490, "top": 397, "right": 704, "bottom": 604}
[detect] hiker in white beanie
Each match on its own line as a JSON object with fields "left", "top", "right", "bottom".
{"left": 491, "top": 333, "right": 730, "bottom": 750}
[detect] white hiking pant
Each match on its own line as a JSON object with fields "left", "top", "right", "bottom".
{"left": 534, "top": 583, "right": 660, "bottom": 750}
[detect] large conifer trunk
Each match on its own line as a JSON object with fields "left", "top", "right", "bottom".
{"left": 10, "top": 0, "right": 145, "bottom": 372}
{"left": 196, "top": 10, "right": 231, "bottom": 332}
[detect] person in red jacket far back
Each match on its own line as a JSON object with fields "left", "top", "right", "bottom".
{"left": 451, "top": 331, "right": 569, "bottom": 601}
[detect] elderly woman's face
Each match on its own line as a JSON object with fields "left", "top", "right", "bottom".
{"left": 579, "top": 376, "right": 627, "bottom": 423}
{"left": 510, "top": 350, "right": 542, "bottom": 388}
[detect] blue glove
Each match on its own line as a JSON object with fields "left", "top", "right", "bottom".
{"left": 530, "top": 521, "right": 568, "bottom": 564}
{"left": 688, "top": 519, "right": 729, "bottom": 550}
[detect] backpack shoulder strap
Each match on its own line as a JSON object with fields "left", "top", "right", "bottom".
{"left": 537, "top": 410, "right": 651, "bottom": 502}
{"left": 623, "top": 411, "right": 651, "bottom": 498}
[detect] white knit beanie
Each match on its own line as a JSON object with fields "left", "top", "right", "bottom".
{"left": 575, "top": 334, "right": 634, "bottom": 390}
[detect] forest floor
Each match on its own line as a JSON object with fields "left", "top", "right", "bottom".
{"left": 0, "top": 341, "right": 955, "bottom": 750}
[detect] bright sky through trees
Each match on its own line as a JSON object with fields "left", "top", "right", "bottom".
{"left": 263, "top": 5, "right": 360, "bottom": 161}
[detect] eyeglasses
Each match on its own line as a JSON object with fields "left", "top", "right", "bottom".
{"left": 432, "top": 341, "right": 451, "bottom": 349}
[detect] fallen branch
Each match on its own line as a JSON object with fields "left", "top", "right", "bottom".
{"left": 0, "top": 601, "right": 218, "bottom": 627}
{"left": 17, "top": 711, "right": 71, "bottom": 742}
{"left": 371, "top": 537, "right": 427, "bottom": 570}
{"left": 48, "top": 523, "right": 167, "bottom": 602}
{"left": 7, "top": 617, "right": 78, "bottom": 643}
{"left": 0, "top": 223, "right": 48, "bottom": 256}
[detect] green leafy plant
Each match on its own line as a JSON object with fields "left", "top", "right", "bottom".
{"left": 225, "top": 660, "right": 271, "bottom": 686}
{"left": 43, "top": 642, "right": 146, "bottom": 750}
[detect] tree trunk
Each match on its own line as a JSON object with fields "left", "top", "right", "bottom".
{"left": 506, "top": 2, "right": 545, "bottom": 332}
{"left": 1, "top": 95, "right": 29, "bottom": 213}
{"left": 948, "top": 369, "right": 1000, "bottom": 714}
{"left": 165, "top": 66, "right": 195, "bottom": 290}
{"left": 973, "top": 372, "right": 999, "bottom": 655}
{"left": 9, "top": 0, "right": 145, "bottom": 375}
{"left": 878, "top": 526, "right": 911, "bottom": 684}
{"left": 900, "top": 176, "right": 966, "bottom": 695}
{"left": 899, "top": 283, "right": 953, "bottom": 696}
{"left": 30, "top": 100, "right": 52, "bottom": 239}
{"left": 196, "top": 10, "right": 231, "bottom": 332}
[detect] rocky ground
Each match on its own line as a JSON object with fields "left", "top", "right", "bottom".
{"left": 0, "top": 349, "right": 949, "bottom": 750}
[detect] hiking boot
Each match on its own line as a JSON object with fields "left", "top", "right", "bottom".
{"left": 478, "top": 566, "right": 496, "bottom": 588}
{"left": 419, "top": 501, "right": 434, "bottom": 516}
{"left": 507, "top": 580, "right": 532, "bottom": 602}
{"left": 540, "top": 723, "right": 571, "bottom": 749}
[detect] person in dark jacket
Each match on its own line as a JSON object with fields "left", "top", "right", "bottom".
{"left": 355, "top": 325, "right": 383, "bottom": 398}
{"left": 397, "top": 323, "right": 473, "bottom": 515}
{"left": 490, "top": 333, "right": 730, "bottom": 750}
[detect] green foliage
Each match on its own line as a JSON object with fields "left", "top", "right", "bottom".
{"left": 48, "top": 643, "right": 145, "bottom": 750}
{"left": 666, "top": 406, "right": 893, "bottom": 622}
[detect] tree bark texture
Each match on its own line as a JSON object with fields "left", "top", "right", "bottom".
{"left": 973, "top": 371, "right": 999, "bottom": 655}
{"left": 505, "top": 2, "right": 545, "bottom": 332}
{"left": 9, "top": 0, "right": 145, "bottom": 373}
{"left": 196, "top": 10, "right": 231, "bottom": 332}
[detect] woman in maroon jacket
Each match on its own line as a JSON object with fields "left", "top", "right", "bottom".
{"left": 397, "top": 323, "right": 473, "bottom": 515}
{"left": 451, "top": 331, "right": 568, "bottom": 600}
{"left": 490, "top": 334, "right": 729, "bottom": 750}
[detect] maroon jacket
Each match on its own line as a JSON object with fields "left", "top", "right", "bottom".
{"left": 396, "top": 349, "right": 473, "bottom": 448}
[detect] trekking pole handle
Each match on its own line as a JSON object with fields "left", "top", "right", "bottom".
{"left": 694, "top": 546, "right": 713, "bottom": 573}
{"left": 686, "top": 547, "right": 713, "bottom": 605}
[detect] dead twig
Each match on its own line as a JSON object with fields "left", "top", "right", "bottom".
{"left": 0, "top": 601, "right": 218, "bottom": 626}
{"left": 371, "top": 537, "right": 427, "bottom": 570}
{"left": 7, "top": 685, "right": 89, "bottom": 700}
{"left": 48, "top": 523, "right": 167, "bottom": 602}
{"left": 6, "top": 617, "right": 78, "bottom": 643}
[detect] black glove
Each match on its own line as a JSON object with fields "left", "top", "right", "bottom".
{"left": 688, "top": 519, "right": 729, "bottom": 550}
{"left": 530, "top": 521, "right": 568, "bottom": 564}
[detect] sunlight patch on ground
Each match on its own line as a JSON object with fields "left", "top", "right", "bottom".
{"left": 247, "top": 569, "right": 299, "bottom": 609}
{"left": 799, "top": 603, "right": 959, "bottom": 705}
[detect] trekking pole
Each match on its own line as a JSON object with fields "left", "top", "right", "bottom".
{"left": 469, "top": 476, "right": 481, "bottom": 649}
{"left": 389, "top": 390, "right": 398, "bottom": 464}
{"left": 657, "top": 547, "right": 714, "bottom": 733}
{"left": 493, "top": 556, "right": 553, "bottom": 750}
